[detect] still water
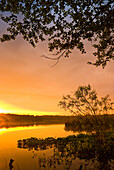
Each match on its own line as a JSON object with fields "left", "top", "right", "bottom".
{"left": 0, "top": 125, "right": 78, "bottom": 170}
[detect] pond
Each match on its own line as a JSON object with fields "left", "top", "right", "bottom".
{"left": 0, "top": 124, "right": 79, "bottom": 170}
{"left": 0, "top": 125, "right": 113, "bottom": 170}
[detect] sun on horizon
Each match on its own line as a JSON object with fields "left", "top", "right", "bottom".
{"left": 0, "top": 108, "right": 6, "bottom": 113}
{"left": 0, "top": 101, "right": 63, "bottom": 116}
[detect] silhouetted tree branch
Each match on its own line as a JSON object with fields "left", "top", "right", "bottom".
{"left": 0, "top": 0, "right": 114, "bottom": 67}
{"left": 59, "top": 84, "right": 114, "bottom": 133}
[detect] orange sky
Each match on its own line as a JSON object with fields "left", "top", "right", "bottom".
{"left": 0, "top": 34, "right": 114, "bottom": 115}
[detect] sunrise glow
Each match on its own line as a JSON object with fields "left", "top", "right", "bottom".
{"left": 0, "top": 101, "right": 61, "bottom": 115}
{"left": 0, "top": 20, "right": 113, "bottom": 116}
{"left": 0, "top": 2, "right": 113, "bottom": 170}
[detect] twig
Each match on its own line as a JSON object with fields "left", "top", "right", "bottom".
{"left": 41, "top": 50, "right": 67, "bottom": 66}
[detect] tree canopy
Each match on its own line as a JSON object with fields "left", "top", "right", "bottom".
{"left": 0, "top": 0, "right": 114, "bottom": 67}
{"left": 59, "top": 84, "right": 113, "bottom": 116}
{"left": 59, "top": 84, "right": 114, "bottom": 133}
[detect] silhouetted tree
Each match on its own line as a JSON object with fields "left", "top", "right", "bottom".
{"left": 59, "top": 84, "right": 114, "bottom": 133}
{"left": 0, "top": 0, "right": 114, "bottom": 67}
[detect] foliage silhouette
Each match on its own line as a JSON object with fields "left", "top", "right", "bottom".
{"left": 0, "top": 0, "right": 114, "bottom": 67}
{"left": 9, "top": 158, "right": 14, "bottom": 170}
{"left": 17, "top": 133, "right": 114, "bottom": 170}
{"left": 64, "top": 114, "right": 114, "bottom": 133}
{"left": 59, "top": 84, "right": 114, "bottom": 134}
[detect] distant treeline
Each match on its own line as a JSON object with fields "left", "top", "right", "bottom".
{"left": 0, "top": 113, "right": 73, "bottom": 128}
{"left": 65, "top": 114, "right": 114, "bottom": 133}
{"left": 0, "top": 113, "right": 114, "bottom": 131}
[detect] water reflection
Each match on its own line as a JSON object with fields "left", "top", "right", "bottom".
{"left": 0, "top": 124, "right": 113, "bottom": 170}
{"left": 0, "top": 125, "right": 77, "bottom": 170}
{"left": 17, "top": 134, "right": 114, "bottom": 170}
{"left": 0, "top": 125, "right": 42, "bottom": 135}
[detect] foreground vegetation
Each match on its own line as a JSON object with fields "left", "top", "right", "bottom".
{"left": 17, "top": 132, "right": 114, "bottom": 170}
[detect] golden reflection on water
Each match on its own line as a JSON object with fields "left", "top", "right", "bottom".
{"left": 0, "top": 125, "right": 77, "bottom": 149}
{"left": 0, "top": 125, "right": 78, "bottom": 170}
{"left": 0, "top": 125, "right": 41, "bottom": 135}
{"left": 0, "top": 128, "right": 6, "bottom": 135}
